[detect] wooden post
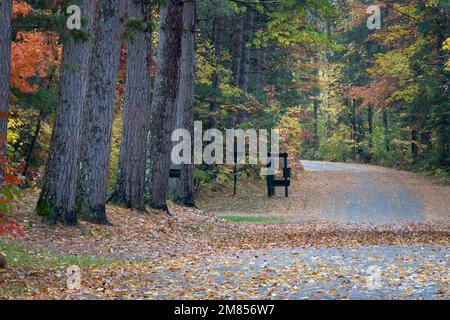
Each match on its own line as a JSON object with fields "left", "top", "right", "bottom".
{"left": 284, "top": 155, "right": 288, "bottom": 198}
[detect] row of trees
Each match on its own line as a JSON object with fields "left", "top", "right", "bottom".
{"left": 1, "top": 0, "right": 448, "bottom": 228}
{"left": 0, "top": 0, "right": 199, "bottom": 225}
{"left": 302, "top": 0, "right": 450, "bottom": 174}
{"left": 1, "top": 0, "right": 335, "bottom": 226}
{"left": 37, "top": 0, "right": 198, "bottom": 225}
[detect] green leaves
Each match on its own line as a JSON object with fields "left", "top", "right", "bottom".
{"left": 13, "top": 84, "right": 57, "bottom": 116}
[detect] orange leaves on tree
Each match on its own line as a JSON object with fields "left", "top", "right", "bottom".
{"left": 4, "top": 174, "right": 21, "bottom": 185}
{"left": 11, "top": 32, "right": 61, "bottom": 93}
{"left": 12, "top": 0, "right": 32, "bottom": 18}
{"left": 347, "top": 77, "right": 397, "bottom": 108}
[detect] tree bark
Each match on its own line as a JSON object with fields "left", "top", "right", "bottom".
{"left": 77, "top": 0, "right": 125, "bottom": 224}
{"left": 256, "top": 45, "right": 267, "bottom": 97}
{"left": 231, "top": 13, "right": 244, "bottom": 88}
{"left": 170, "top": 0, "right": 196, "bottom": 207}
{"left": 351, "top": 99, "right": 357, "bottom": 161}
{"left": 23, "top": 71, "right": 55, "bottom": 183}
{"left": 313, "top": 98, "right": 319, "bottom": 148}
{"left": 22, "top": 111, "right": 43, "bottom": 183}
{"left": 237, "top": 7, "right": 254, "bottom": 124}
{"left": 382, "top": 107, "right": 390, "bottom": 152}
{"left": 239, "top": 7, "right": 254, "bottom": 94}
{"left": 209, "top": 16, "right": 224, "bottom": 129}
{"left": 356, "top": 106, "right": 364, "bottom": 159}
{"left": 255, "top": 12, "right": 267, "bottom": 98}
{"left": 113, "top": 0, "right": 152, "bottom": 211}
{"left": 420, "top": 130, "right": 432, "bottom": 155}
{"left": 147, "top": 0, "right": 183, "bottom": 211}
{"left": 411, "top": 129, "right": 418, "bottom": 164}
{"left": 37, "top": 0, "right": 96, "bottom": 225}
{"left": 0, "top": 0, "right": 12, "bottom": 184}
{"left": 367, "top": 103, "right": 373, "bottom": 162}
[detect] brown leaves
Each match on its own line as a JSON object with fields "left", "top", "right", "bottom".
{"left": 1, "top": 178, "right": 449, "bottom": 299}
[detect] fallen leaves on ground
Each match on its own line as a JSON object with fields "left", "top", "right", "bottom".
{"left": 1, "top": 190, "right": 449, "bottom": 299}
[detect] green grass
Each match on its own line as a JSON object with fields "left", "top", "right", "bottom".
{"left": 219, "top": 215, "right": 285, "bottom": 224}
{"left": 0, "top": 241, "right": 115, "bottom": 268}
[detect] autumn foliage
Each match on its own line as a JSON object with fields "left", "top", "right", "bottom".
{"left": 347, "top": 77, "right": 397, "bottom": 108}
{"left": 0, "top": 135, "right": 24, "bottom": 238}
{"left": 0, "top": 0, "right": 33, "bottom": 237}
{"left": 444, "top": 38, "right": 450, "bottom": 71}
{"left": 11, "top": 32, "right": 60, "bottom": 93}
{"left": 11, "top": 1, "right": 60, "bottom": 94}
{"left": 12, "top": 0, "right": 31, "bottom": 18}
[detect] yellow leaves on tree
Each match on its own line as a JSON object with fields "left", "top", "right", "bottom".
{"left": 443, "top": 38, "right": 450, "bottom": 71}
{"left": 11, "top": 32, "right": 61, "bottom": 93}
{"left": 278, "top": 108, "right": 307, "bottom": 173}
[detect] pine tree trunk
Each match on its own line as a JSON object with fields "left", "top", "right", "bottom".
{"left": 228, "top": 12, "right": 244, "bottom": 127}
{"left": 351, "top": 99, "right": 357, "bottom": 161}
{"left": 356, "top": 106, "right": 364, "bottom": 159}
{"left": 420, "top": 130, "right": 432, "bottom": 155}
{"left": 78, "top": 0, "right": 125, "bottom": 224}
{"left": 0, "top": 0, "right": 12, "bottom": 184}
{"left": 24, "top": 72, "right": 54, "bottom": 183}
{"left": 411, "top": 129, "right": 418, "bottom": 164}
{"left": 170, "top": 0, "right": 196, "bottom": 207}
{"left": 239, "top": 7, "right": 253, "bottom": 94}
{"left": 313, "top": 98, "right": 319, "bottom": 147}
{"left": 231, "top": 13, "right": 244, "bottom": 87}
{"left": 23, "top": 111, "right": 43, "bottom": 182}
{"left": 209, "top": 16, "right": 224, "bottom": 129}
{"left": 255, "top": 13, "right": 267, "bottom": 98}
{"left": 113, "top": 0, "right": 152, "bottom": 211}
{"left": 237, "top": 7, "right": 254, "bottom": 124}
{"left": 37, "top": 0, "right": 97, "bottom": 225}
{"left": 256, "top": 46, "right": 267, "bottom": 97}
{"left": 382, "top": 107, "right": 390, "bottom": 152}
{"left": 367, "top": 103, "right": 373, "bottom": 162}
{"left": 147, "top": 0, "right": 183, "bottom": 211}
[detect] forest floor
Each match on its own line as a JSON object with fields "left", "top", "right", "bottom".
{"left": 1, "top": 162, "right": 449, "bottom": 299}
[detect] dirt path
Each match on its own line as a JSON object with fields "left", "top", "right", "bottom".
{"left": 299, "top": 161, "right": 449, "bottom": 223}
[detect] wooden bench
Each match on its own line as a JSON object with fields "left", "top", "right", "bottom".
{"left": 266, "top": 153, "right": 291, "bottom": 197}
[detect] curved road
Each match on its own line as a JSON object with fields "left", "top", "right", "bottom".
{"left": 200, "top": 160, "right": 449, "bottom": 224}
{"left": 300, "top": 161, "right": 425, "bottom": 224}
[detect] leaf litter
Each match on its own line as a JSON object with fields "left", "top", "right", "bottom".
{"left": 0, "top": 189, "right": 449, "bottom": 299}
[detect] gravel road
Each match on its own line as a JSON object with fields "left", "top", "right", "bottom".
{"left": 300, "top": 161, "right": 425, "bottom": 224}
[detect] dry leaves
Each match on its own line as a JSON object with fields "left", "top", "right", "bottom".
{"left": 1, "top": 187, "right": 449, "bottom": 300}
